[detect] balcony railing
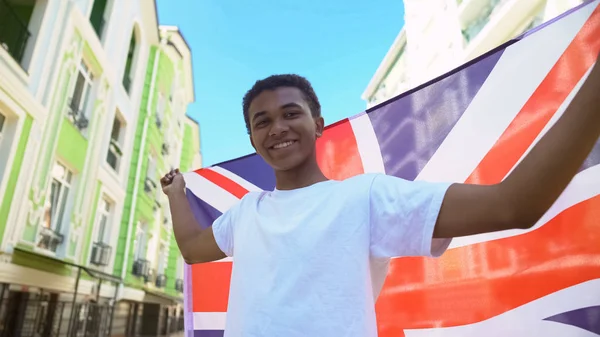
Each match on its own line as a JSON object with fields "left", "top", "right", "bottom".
{"left": 37, "top": 227, "right": 64, "bottom": 253}
{"left": 155, "top": 274, "right": 167, "bottom": 288}
{"left": 0, "top": 0, "right": 32, "bottom": 67}
{"left": 67, "top": 99, "right": 89, "bottom": 131}
{"left": 90, "top": 241, "right": 112, "bottom": 266}
{"left": 132, "top": 259, "right": 150, "bottom": 279}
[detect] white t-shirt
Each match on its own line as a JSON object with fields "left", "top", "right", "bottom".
{"left": 212, "top": 173, "right": 452, "bottom": 337}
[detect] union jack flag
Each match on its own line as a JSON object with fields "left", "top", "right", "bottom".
{"left": 182, "top": 1, "right": 600, "bottom": 336}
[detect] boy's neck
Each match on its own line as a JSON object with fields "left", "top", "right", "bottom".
{"left": 274, "top": 159, "right": 328, "bottom": 191}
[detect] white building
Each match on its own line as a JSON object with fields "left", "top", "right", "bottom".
{"left": 362, "top": 0, "right": 584, "bottom": 107}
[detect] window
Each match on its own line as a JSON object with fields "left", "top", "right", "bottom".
{"left": 169, "top": 72, "right": 178, "bottom": 103}
{"left": 68, "top": 61, "right": 94, "bottom": 131}
{"left": 95, "top": 197, "right": 112, "bottom": 244}
{"left": 123, "top": 33, "right": 136, "bottom": 93}
{"left": 0, "top": 0, "right": 38, "bottom": 69}
{"left": 38, "top": 163, "right": 72, "bottom": 252}
{"left": 89, "top": 0, "right": 108, "bottom": 38}
{"left": 144, "top": 154, "right": 157, "bottom": 192}
{"left": 157, "top": 244, "right": 167, "bottom": 275}
{"left": 134, "top": 222, "right": 147, "bottom": 261}
{"left": 90, "top": 196, "right": 113, "bottom": 266}
{"left": 106, "top": 116, "right": 124, "bottom": 171}
{"left": 155, "top": 93, "right": 165, "bottom": 129}
{"left": 42, "top": 163, "right": 72, "bottom": 233}
{"left": 0, "top": 112, "right": 5, "bottom": 144}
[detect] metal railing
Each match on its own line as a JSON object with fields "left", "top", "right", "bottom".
{"left": 67, "top": 99, "right": 89, "bottom": 131}
{"left": 37, "top": 227, "right": 64, "bottom": 253}
{"left": 0, "top": 0, "right": 32, "bottom": 66}
{"left": 0, "top": 293, "right": 113, "bottom": 337}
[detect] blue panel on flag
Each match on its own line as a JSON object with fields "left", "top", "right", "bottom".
{"left": 367, "top": 48, "right": 505, "bottom": 181}
{"left": 186, "top": 188, "right": 222, "bottom": 228}
{"left": 218, "top": 154, "right": 276, "bottom": 190}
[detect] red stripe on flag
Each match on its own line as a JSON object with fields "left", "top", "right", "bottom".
{"left": 191, "top": 261, "right": 233, "bottom": 312}
{"left": 316, "top": 119, "right": 364, "bottom": 180}
{"left": 465, "top": 4, "right": 600, "bottom": 184}
{"left": 195, "top": 168, "right": 249, "bottom": 199}
{"left": 377, "top": 195, "right": 600, "bottom": 335}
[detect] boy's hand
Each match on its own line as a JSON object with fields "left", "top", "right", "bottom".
{"left": 161, "top": 168, "right": 186, "bottom": 196}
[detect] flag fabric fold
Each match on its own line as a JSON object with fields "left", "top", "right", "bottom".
{"left": 183, "top": 1, "right": 600, "bottom": 336}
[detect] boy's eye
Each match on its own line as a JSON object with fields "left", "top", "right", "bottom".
{"left": 285, "top": 111, "right": 299, "bottom": 118}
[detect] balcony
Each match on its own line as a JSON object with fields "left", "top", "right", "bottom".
{"left": 132, "top": 258, "right": 150, "bottom": 279}
{"left": 67, "top": 99, "right": 89, "bottom": 131}
{"left": 90, "top": 241, "right": 112, "bottom": 266}
{"left": 0, "top": 0, "right": 33, "bottom": 68}
{"left": 37, "top": 226, "right": 64, "bottom": 253}
{"left": 175, "top": 279, "right": 184, "bottom": 293}
{"left": 155, "top": 274, "right": 167, "bottom": 288}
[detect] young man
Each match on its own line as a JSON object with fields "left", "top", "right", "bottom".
{"left": 162, "top": 58, "right": 600, "bottom": 336}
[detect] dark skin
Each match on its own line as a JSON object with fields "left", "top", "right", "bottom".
{"left": 163, "top": 59, "right": 600, "bottom": 264}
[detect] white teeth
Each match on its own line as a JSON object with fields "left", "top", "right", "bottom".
{"left": 273, "top": 141, "right": 295, "bottom": 149}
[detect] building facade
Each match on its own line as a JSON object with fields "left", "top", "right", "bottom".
{"left": 0, "top": 0, "right": 199, "bottom": 336}
{"left": 362, "top": 0, "right": 584, "bottom": 107}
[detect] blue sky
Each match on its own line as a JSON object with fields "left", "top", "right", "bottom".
{"left": 156, "top": 0, "right": 405, "bottom": 167}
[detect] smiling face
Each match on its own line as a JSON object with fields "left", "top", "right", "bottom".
{"left": 248, "top": 87, "right": 324, "bottom": 171}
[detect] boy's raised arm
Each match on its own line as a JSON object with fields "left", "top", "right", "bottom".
{"left": 162, "top": 169, "right": 226, "bottom": 264}
{"left": 433, "top": 56, "right": 600, "bottom": 238}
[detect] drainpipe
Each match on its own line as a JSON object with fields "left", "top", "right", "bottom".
{"left": 117, "top": 36, "right": 164, "bottom": 300}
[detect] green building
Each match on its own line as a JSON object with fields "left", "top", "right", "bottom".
{"left": 0, "top": 1, "right": 200, "bottom": 336}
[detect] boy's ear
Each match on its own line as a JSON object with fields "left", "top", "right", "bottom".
{"left": 315, "top": 116, "right": 324, "bottom": 138}
{"left": 250, "top": 135, "right": 256, "bottom": 151}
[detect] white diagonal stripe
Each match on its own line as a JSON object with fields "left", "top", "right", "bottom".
{"left": 193, "top": 312, "right": 227, "bottom": 330}
{"left": 349, "top": 112, "right": 386, "bottom": 174}
{"left": 183, "top": 172, "right": 240, "bottom": 213}
{"left": 209, "top": 166, "right": 263, "bottom": 192}
{"left": 448, "top": 164, "right": 600, "bottom": 249}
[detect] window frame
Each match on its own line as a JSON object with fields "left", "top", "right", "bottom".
{"left": 42, "top": 162, "right": 73, "bottom": 234}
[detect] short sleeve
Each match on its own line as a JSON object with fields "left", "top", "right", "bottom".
{"left": 211, "top": 207, "right": 236, "bottom": 257}
{"left": 369, "top": 174, "right": 452, "bottom": 258}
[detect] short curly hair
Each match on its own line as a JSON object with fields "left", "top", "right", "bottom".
{"left": 242, "top": 74, "right": 321, "bottom": 134}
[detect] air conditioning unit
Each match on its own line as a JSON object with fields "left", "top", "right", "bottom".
{"left": 90, "top": 242, "right": 111, "bottom": 266}
{"left": 132, "top": 259, "right": 150, "bottom": 278}
{"left": 155, "top": 274, "right": 167, "bottom": 288}
{"left": 175, "top": 279, "right": 184, "bottom": 292}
